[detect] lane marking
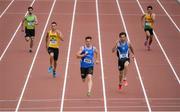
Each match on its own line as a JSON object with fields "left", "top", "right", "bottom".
{"left": 15, "top": 0, "right": 57, "bottom": 111}
{"left": 3, "top": 12, "right": 180, "bottom": 17}
{"left": 1, "top": 97, "right": 180, "bottom": 102}
{"left": 0, "top": 0, "right": 36, "bottom": 61}
{"left": 115, "top": 0, "right": 152, "bottom": 112}
{"left": 156, "top": 0, "right": 180, "bottom": 32}
{"left": 136, "top": 0, "right": 180, "bottom": 85}
{"left": 2, "top": 106, "right": 180, "bottom": 111}
{"left": 95, "top": 0, "right": 107, "bottom": 112}
{"left": 0, "top": 0, "right": 15, "bottom": 18}
{"left": 59, "top": 0, "right": 77, "bottom": 112}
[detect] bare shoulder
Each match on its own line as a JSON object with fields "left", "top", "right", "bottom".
{"left": 56, "top": 30, "right": 62, "bottom": 35}
{"left": 127, "top": 41, "right": 132, "bottom": 46}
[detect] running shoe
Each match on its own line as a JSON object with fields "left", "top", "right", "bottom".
{"left": 118, "top": 84, "right": 122, "bottom": 90}
{"left": 123, "top": 80, "right": 128, "bottom": 87}
{"left": 29, "top": 49, "right": 32, "bottom": 53}
{"left": 53, "top": 71, "right": 56, "bottom": 78}
{"left": 144, "top": 40, "right": 148, "bottom": 46}
{"left": 48, "top": 66, "right": 53, "bottom": 73}
{"left": 87, "top": 92, "right": 91, "bottom": 96}
{"left": 147, "top": 45, "right": 151, "bottom": 51}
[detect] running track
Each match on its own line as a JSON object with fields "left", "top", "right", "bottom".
{"left": 0, "top": 0, "right": 179, "bottom": 111}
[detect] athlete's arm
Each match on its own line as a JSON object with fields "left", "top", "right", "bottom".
{"left": 57, "top": 31, "right": 64, "bottom": 41}
{"left": 94, "top": 48, "right": 99, "bottom": 64}
{"left": 34, "top": 15, "right": 38, "bottom": 25}
{"left": 21, "top": 17, "right": 26, "bottom": 32}
{"left": 76, "top": 47, "right": 88, "bottom": 59}
{"left": 151, "top": 13, "right": 155, "bottom": 23}
{"left": 141, "top": 14, "right": 145, "bottom": 28}
{"left": 45, "top": 32, "right": 50, "bottom": 50}
{"left": 112, "top": 40, "right": 118, "bottom": 53}
{"left": 128, "top": 42, "right": 135, "bottom": 59}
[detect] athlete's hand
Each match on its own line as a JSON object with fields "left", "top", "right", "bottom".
{"left": 131, "top": 54, "right": 135, "bottom": 61}
{"left": 21, "top": 29, "right": 24, "bottom": 32}
{"left": 95, "top": 60, "right": 99, "bottom": 64}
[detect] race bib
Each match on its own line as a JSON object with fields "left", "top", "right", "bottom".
{"left": 120, "top": 54, "right": 128, "bottom": 58}
{"left": 145, "top": 22, "right": 151, "bottom": 26}
{"left": 50, "top": 38, "right": 57, "bottom": 45}
{"left": 84, "top": 59, "right": 92, "bottom": 63}
{"left": 28, "top": 22, "right": 34, "bottom": 26}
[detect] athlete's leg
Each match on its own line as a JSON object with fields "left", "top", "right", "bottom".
{"left": 87, "top": 74, "right": 93, "bottom": 96}
{"left": 50, "top": 52, "right": 54, "bottom": 67}
{"left": 29, "top": 38, "right": 34, "bottom": 52}
{"left": 145, "top": 30, "right": 152, "bottom": 50}
{"left": 119, "top": 70, "right": 124, "bottom": 85}
{"left": 123, "top": 61, "right": 129, "bottom": 86}
{"left": 53, "top": 60, "right": 57, "bottom": 72}
{"left": 123, "top": 61, "right": 129, "bottom": 79}
{"left": 25, "top": 37, "right": 30, "bottom": 42}
{"left": 145, "top": 30, "right": 151, "bottom": 41}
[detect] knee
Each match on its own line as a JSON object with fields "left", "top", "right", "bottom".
{"left": 124, "top": 62, "right": 129, "bottom": 68}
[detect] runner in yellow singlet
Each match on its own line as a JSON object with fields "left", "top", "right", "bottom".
{"left": 141, "top": 5, "right": 155, "bottom": 51}
{"left": 46, "top": 21, "right": 64, "bottom": 78}
{"left": 21, "top": 6, "right": 38, "bottom": 53}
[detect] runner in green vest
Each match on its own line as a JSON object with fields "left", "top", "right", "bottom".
{"left": 21, "top": 6, "right": 38, "bottom": 53}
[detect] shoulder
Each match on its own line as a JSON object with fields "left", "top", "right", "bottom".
{"left": 152, "top": 13, "right": 155, "bottom": 15}
{"left": 80, "top": 46, "right": 85, "bottom": 50}
{"left": 93, "top": 46, "right": 96, "bottom": 50}
{"left": 32, "top": 14, "right": 37, "bottom": 17}
{"left": 142, "top": 13, "right": 147, "bottom": 17}
{"left": 56, "top": 30, "right": 62, "bottom": 35}
{"left": 47, "top": 30, "right": 51, "bottom": 35}
{"left": 127, "top": 41, "right": 131, "bottom": 46}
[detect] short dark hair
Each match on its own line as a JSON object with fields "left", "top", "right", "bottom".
{"left": 28, "top": 6, "right": 33, "bottom": 10}
{"left": 119, "top": 32, "right": 126, "bottom": 38}
{"left": 85, "top": 36, "right": 92, "bottom": 40}
{"left": 51, "top": 21, "right": 57, "bottom": 25}
{"left": 147, "top": 5, "right": 153, "bottom": 10}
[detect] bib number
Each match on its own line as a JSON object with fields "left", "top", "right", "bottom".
{"left": 50, "top": 38, "right": 57, "bottom": 45}
{"left": 145, "top": 22, "right": 151, "bottom": 27}
{"left": 28, "top": 22, "right": 34, "bottom": 26}
{"left": 84, "top": 59, "right": 92, "bottom": 64}
{"left": 120, "top": 54, "right": 128, "bottom": 59}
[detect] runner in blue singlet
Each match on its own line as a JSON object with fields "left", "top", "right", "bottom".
{"left": 76, "top": 36, "right": 99, "bottom": 96}
{"left": 112, "top": 32, "right": 135, "bottom": 91}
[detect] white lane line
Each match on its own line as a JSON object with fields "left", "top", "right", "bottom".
{"left": 15, "top": 0, "right": 57, "bottom": 111}
{"left": 59, "top": 0, "right": 77, "bottom": 112}
{"left": 157, "top": 0, "right": 180, "bottom": 32}
{"left": 0, "top": 0, "right": 15, "bottom": 18}
{"left": 115, "top": 0, "right": 152, "bottom": 112}
{"left": 136, "top": 0, "right": 180, "bottom": 85}
{"left": 1, "top": 97, "right": 180, "bottom": 102}
{"left": 95, "top": 0, "right": 107, "bottom": 112}
{"left": 0, "top": 0, "right": 36, "bottom": 61}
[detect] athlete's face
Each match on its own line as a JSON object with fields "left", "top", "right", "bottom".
{"left": 85, "top": 39, "right": 92, "bottom": 47}
{"left": 147, "top": 8, "right": 152, "bottom": 14}
{"left": 51, "top": 23, "right": 57, "bottom": 30}
{"left": 119, "top": 34, "right": 126, "bottom": 42}
{"left": 28, "top": 9, "right": 33, "bottom": 15}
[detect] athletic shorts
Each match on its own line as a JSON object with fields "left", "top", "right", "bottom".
{"left": 118, "top": 58, "right": 130, "bottom": 71}
{"left": 25, "top": 28, "right": 35, "bottom": 38}
{"left": 80, "top": 67, "right": 94, "bottom": 79}
{"left": 48, "top": 47, "right": 59, "bottom": 61}
{"left": 144, "top": 28, "right": 154, "bottom": 36}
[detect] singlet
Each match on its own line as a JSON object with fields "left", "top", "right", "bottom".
{"left": 144, "top": 13, "right": 154, "bottom": 29}
{"left": 25, "top": 14, "right": 36, "bottom": 29}
{"left": 117, "top": 41, "right": 129, "bottom": 59}
{"left": 48, "top": 30, "right": 60, "bottom": 48}
{"left": 80, "top": 46, "right": 96, "bottom": 68}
